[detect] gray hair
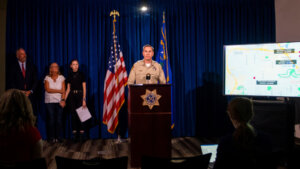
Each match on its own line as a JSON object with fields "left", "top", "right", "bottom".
{"left": 143, "top": 44, "right": 154, "bottom": 52}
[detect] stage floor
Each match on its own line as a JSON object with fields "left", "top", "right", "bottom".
{"left": 43, "top": 137, "right": 218, "bottom": 169}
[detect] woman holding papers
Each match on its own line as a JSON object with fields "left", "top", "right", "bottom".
{"left": 65, "top": 59, "right": 87, "bottom": 142}
{"left": 44, "top": 62, "right": 66, "bottom": 143}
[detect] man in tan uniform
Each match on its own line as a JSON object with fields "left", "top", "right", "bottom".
{"left": 128, "top": 44, "right": 166, "bottom": 84}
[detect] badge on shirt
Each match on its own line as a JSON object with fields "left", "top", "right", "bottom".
{"left": 140, "top": 89, "right": 161, "bottom": 110}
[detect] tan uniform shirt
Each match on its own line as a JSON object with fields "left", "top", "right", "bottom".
{"left": 128, "top": 60, "right": 166, "bottom": 84}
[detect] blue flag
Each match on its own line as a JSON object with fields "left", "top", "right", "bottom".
{"left": 156, "top": 12, "right": 174, "bottom": 129}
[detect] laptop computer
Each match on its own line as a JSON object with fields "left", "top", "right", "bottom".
{"left": 200, "top": 144, "right": 218, "bottom": 168}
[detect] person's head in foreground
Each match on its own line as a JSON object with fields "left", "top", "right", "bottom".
{"left": 0, "top": 89, "right": 36, "bottom": 134}
{"left": 227, "top": 97, "right": 256, "bottom": 147}
{"left": 0, "top": 89, "right": 42, "bottom": 162}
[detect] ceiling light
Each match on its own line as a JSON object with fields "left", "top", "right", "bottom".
{"left": 141, "top": 6, "right": 148, "bottom": 12}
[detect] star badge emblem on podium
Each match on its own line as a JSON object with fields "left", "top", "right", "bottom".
{"left": 141, "top": 89, "right": 161, "bottom": 110}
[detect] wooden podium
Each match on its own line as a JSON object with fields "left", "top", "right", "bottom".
{"left": 128, "top": 84, "right": 171, "bottom": 167}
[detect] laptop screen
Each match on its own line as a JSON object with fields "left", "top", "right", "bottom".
{"left": 200, "top": 144, "right": 218, "bottom": 163}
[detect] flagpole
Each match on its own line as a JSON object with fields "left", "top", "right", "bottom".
{"left": 110, "top": 10, "right": 124, "bottom": 144}
{"left": 110, "top": 10, "right": 119, "bottom": 35}
{"left": 110, "top": 10, "right": 120, "bottom": 85}
{"left": 163, "top": 11, "right": 170, "bottom": 84}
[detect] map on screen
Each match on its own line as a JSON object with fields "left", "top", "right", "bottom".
{"left": 224, "top": 42, "right": 300, "bottom": 97}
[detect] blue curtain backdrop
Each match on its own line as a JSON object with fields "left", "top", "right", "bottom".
{"left": 5, "top": 0, "right": 275, "bottom": 139}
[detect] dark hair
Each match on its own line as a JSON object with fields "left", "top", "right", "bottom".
{"left": 70, "top": 59, "right": 79, "bottom": 65}
{"left": 0, "top": 89, "right": 36, "bottom": 135}
{"left": 69, "top": 59, "right": 80, "bottom": 74}
{"left": 228, "top": 97, "right": 256, "bottom": 148}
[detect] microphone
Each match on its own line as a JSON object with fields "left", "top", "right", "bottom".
{"left": 146, "top": 73, "right": 151, "bottom": 84}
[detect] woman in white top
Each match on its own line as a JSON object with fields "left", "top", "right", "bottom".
{"left": 44, "top": 62, "right": 65, "bottom": 143}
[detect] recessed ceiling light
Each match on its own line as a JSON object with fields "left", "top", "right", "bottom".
{"left": 141, "top": 6, "right": 148, "bottom": 12}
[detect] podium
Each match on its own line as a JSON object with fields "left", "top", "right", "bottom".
{"left": 128, "top": 84, "right": 171, "bottom": 167}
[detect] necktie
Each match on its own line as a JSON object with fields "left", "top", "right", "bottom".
{"left": 21, "top": 63, "right": 26, "bottom": 78}
{"left": 21, "top": 63, "right": 26, "bottom": 89}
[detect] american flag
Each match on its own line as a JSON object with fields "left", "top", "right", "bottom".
{"left": 103, "top": 33, "right": 127, "bottom": 134}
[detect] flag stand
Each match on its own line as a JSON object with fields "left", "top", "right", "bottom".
{"left": 115, "top": 133, "right": 126, "bottom": 144}
{"left": 115, "top": 134, "right": 122, "bottom": 144}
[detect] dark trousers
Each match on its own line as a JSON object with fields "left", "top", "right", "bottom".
{"left": 68, "top": 92, "right": 84, "bottom": 132}
{"left": 46, "top": 103, "right": 63, "bottom": 139}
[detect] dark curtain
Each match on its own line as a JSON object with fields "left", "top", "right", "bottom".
{"left": 5, "top": 0, "right": 275, "bottom": 139}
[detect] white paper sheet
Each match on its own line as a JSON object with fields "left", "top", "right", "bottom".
{"left": 76, "top": 106, "right": 92, "bottom": 122}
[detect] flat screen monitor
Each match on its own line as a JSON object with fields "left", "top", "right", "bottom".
{"left": 224, "top": 42, "right": 300, "bottom": 97}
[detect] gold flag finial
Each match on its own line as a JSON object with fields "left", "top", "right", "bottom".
{"left": 163, "top": 11, "right": 165, "bottom": 23}
{"left": 110, "top": 10, "right": 120, "bottom": 22}
{"left": 110, "top": 10, "right": 120, "bottom": 34}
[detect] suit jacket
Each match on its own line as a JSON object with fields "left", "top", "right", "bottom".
{"left": 7, "top": 60, "right": 38, "bottom": 93}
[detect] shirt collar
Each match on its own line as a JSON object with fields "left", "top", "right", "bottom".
{"left": 142, "top": 59, "right": 154, "bottom": 66}
{"left": 18, "top": 60, "right": 26, "bottom": 68}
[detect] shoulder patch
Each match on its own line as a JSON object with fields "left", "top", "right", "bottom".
{"left": 154, "top": 61, "right": 162, "bottom": 67}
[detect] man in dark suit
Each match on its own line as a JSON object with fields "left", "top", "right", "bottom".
{"left": 6, "top": 48, "right": 38, "bottom": 108}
